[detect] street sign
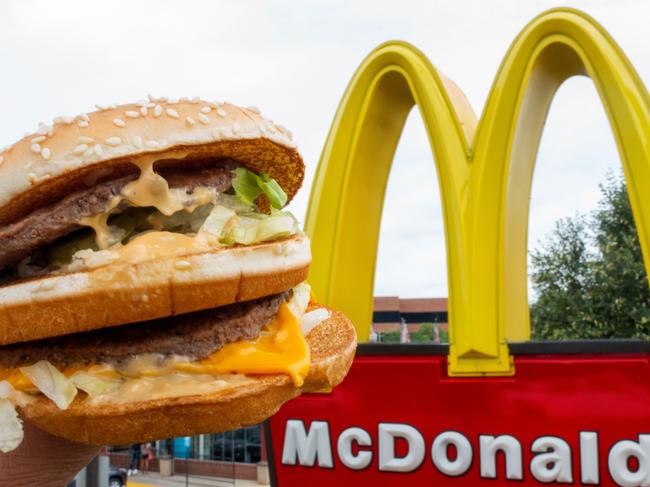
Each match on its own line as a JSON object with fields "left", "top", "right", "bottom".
{"left": 269, "top": 343, "right": 650, "bottom": 486}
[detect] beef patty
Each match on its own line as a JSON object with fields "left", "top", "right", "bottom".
{"left": 0, "top": 160, "right": 239, "bottom": 271}
{"left": 0, "top": 291, "right": 288, "bottom": 369}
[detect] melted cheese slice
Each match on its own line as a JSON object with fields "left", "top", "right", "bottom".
{"left": 1, "top": 302, "right": 311, "bottom": 399}
{"left": 175, "top": 303, "right": 311, "bottom": 386}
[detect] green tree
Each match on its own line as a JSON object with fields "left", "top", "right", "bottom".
{"left": 530, "top": 173, "right": 650, "bottom": 339}
{"left": 381, "top": 331, "right": 401, "bottom": 343}
{"left": 410, "top": 323, "right": 436, "bottom": 342}
{"left": 410, "top": 323, "right": 450, "bottom": 343}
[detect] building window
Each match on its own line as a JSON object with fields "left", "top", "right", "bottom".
{"left": 207, "top": 424, "right": 261, "bottom": 463}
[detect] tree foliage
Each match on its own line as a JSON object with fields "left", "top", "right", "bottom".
{"left": 410, "top": 323, "right": 449, "bottom": 343}
{"left": 530, "top": 174, "right": 650, "bottom": 340}
{"left": 381, "top": 331, "right": 401, "bottom": 343}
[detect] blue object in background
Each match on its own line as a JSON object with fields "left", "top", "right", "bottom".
{"left": 173, "top": 437, "right": 192, "bottom": 458}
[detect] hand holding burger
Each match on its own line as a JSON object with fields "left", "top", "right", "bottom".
{"left": 0, "top": 97, "right": 356, "bottom": 450}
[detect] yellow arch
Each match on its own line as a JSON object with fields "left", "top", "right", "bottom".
{"left": 305, "top": 8, "right": 650, "bottom": 376}
{"left": 304, "top": 43, "right": 478, "bottom": 363}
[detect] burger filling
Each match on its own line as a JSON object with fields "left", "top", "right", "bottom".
{"left": 0, "top": 282, "right": 331, "bottom": 452}
{"left": 0, "top": 157, "right": 315, "bottom": 452}
{"left": 0, "top": 158, "right": 300, "bottom": 282}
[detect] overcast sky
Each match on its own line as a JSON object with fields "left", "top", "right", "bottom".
{"left": 1, "top": 0, "right": 647, "bottom": 298}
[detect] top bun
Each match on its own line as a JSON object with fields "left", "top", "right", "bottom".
{"left": 0, "top": 97, "right": 304, "bottom": 225}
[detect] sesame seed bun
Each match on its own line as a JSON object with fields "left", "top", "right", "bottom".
{"left": 18, "top": 308, "right": 357, "bottom": 445}
{"left": 0, "top": 234, "right": 311, "bottom": 346}
{"left": 0, "top": 98, "right": 303, "bottom": 226}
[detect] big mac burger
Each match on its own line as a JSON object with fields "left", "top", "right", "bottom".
{"left": 0, "top": 97, "right": 356, "bottom": 452}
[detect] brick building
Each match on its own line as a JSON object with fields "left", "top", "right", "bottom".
{"left": 372, "top": 296, "right": 448, "bottom": 338}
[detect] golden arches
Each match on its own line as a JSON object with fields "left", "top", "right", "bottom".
{"left": 304, "top": 8, "right": 650, "bottom": 376}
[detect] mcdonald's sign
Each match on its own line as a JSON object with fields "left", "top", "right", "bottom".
{"left": 265, "top": 7, "right": 650, "bottom": 487}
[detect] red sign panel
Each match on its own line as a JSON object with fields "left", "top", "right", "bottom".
{"left": 267, "top": 344, "right": 650, "bottom": 486}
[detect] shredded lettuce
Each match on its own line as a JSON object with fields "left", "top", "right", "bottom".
{"left": 231, "top": 168, "right": 287, "bottom": 210}
{"left": 300, "top": 308, "right": 331, "bottom": 335}
{"left": 0, "top": 399, "right": 23, "bottom": 453}
{"left": 288, "top": 283, "right": 311, "bottom": 318}
{"left": 70, "top": 372, "right": 123, "bottom": 397}
{"left": 197, "top": 205, "right": 236, "bottom": 243}
{"left": 218, "top": 193, "right": 254, "bottom": 213}
{"left": 20, "top": 361, "right": 77, "bottom": 410}
{"left": 222, "top": 213, "right": 298, "bottom": 245}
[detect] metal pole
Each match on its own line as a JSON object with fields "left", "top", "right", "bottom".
{"left": 86, "top": 455, "right": 108, "bottom": 487}
{"left": 185, "top": 449, "right": 189, "bottom": 487}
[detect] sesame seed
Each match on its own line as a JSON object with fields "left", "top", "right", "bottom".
{"left": 113, "top": 118, "right": 126, "bottom": 128}
{"left": 94, "top": 144, "right": 103, "bottom": 156}
{"left": 166, "top": 108, "right": 179, "bottom": 119}
{"left": 78, "top": 136, "right": 94, "bottom": 143}
{"left": 31, "top": 135, "right": 46, "bottom": 144}
{"left": 246, "top": 106, "right": 261, "bottom": 114}
{"left": 147, "top": 102, "right": 155, "bottom": 108}
{"left": 140, "top": 106, "right": 148, "bottom": 116}
{"left": 83, "top": 147, "right": 94, "bottom": 157}
{"left": 132, "top": 135, "right": 143, "bottom": 148}
{"left": 260, "top": 119, "right": 273, "bottom": 132}
{"left": 37, "top": 123, "right": 51, "bottom": 135}
{"left": 179, "top": 96, "right": 189, "bottom": 102}
{"left": 108, "top": 104, "right": 117, "bottom": 109}
{"left": 200, "top": 106, "right": 211, "bottom": 114}
{"left": 105, "top": 137, "right": 122, "bottom": 146}
{"left": 62, "top": 116, "right": 75, "bottom": 124}
{"left": 212, "top": 127, "right": 230, "bottom": 139}
{"left": 73, "top": 144, "right": 88, "bottom": 155}
{"left": 77, "top": 120, "right": 89, "bottom": 128}
{"left": 198, "top": 113, "right": 210, "bottom": 125}
{"left": 276, "top": 124, "right": 293, "bottom": 139}
{"left": 185, "top": 116, "right": 196, "bottom": 127}
{"left": 147, "top": 94, "right": 156, "bottom": 102}
{"left": 53, "top": 116, "right": 63, "bottom": 124}
{"left": 174, "top": 260, "right": 191, "bottom": 270}
{"left": 216, "top": 107, "right": 226, "bottom": 117}
{"left": 126, "top": 110, "right": 139, "bottom": 118}
{"left": 30, "top": 143, "right": 41, "bottom": 154}
{"left": 145, "top": 140, "right": 160, "bottom": 148}
{"left": 28, "top": 173, "right": 37, "bottom": 184}
{"left": 157, "top": 97, "right": 168, "bottom": 103}
{"left": 206, "top": 101, "right": 218, "bottom": 108}
{"left": 136, "top": 100, "right": 148, "bottom": 107}
{"left": 41, "top": 147, "right": 51, "bottom": 160}
{"left": 154, "top": 105, "right": 163, "bottom": 117}
{"left": 80, "top": 113, "right": 90, "bottom": 122}
{"left": 168, "top": 98, "right": 179, "bottom": 105}
{"left": 190, "top": 96, "right": 200, "bottom": 104}
{"left": 95, "top": 104, "right": 107, "bottom": 110}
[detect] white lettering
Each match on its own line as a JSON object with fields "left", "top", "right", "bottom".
{"left": 281, "top": 420, "right": 333, "bottom": 468}
{"left": 530, "top": 436, "right": 573, "bottom": 483}
{"left": 608, "top": 435, "right": 650, "bottom": 487}
{"left": 337, "top": 427, "right": 373, "bottom": 470}
{"left": 580, "top": 431, "right": 599, "bottom": 484}
{"left": 378, "top": 423, "right": 425, "bottom": 472}
{"left": 431, "top": 431, "right": 473, "bottom": 476}
{"left": 480, "top": 435, "right": 523, "bottom": 480}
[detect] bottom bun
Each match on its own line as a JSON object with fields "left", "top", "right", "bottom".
{"left": 18, "top": 308, "right": 357, "bottom": 445}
